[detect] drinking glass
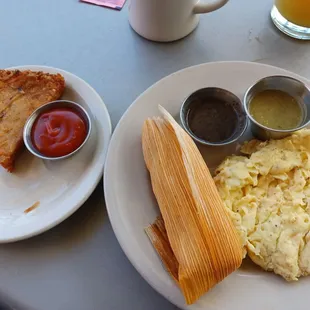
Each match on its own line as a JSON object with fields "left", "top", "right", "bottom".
{"left": 271, "top": 0, "right": 310, "bottom": 40}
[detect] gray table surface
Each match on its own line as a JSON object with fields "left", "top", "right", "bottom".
{"left": 0, "top": 0, "right": 310, "bottom": 309}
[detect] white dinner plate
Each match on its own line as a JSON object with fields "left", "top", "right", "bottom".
{"left": 0, "top": 65, "right": 111, "bottom": 242}
{"left": 104, "top": 61, "right": 310, "bottom": 310}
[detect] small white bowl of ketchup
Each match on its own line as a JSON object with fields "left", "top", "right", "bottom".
{"left": 23, "top": 100, "right": 92, "bottom": 160}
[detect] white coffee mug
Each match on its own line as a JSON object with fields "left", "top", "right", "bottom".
{"left": 129, "top": 0, "right": 229, "bottom": 42}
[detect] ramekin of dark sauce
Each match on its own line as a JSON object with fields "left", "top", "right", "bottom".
{"left": 180, "top": 88, "right": 248, "bottom": 146}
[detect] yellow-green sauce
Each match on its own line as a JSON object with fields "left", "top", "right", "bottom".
{"left": 249, "top": 90, "right": 303, "bottom": 130}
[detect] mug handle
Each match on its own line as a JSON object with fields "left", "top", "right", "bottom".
{"left": 193, "top": 0, "right": 229, "bottom": 14}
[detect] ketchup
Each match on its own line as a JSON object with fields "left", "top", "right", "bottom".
{"left": 31, "top": 108, "right": 87, "bottom": 157}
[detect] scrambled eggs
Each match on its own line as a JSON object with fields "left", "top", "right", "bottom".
{"left": 214, "top": 129, "right": 310, "bottom": 281}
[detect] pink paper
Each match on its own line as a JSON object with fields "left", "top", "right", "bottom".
{"left": 81, "top": 0, "right": 126, "bottom": 10}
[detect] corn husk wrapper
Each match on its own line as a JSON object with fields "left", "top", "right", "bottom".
{"left": 142, "top": 106, "right": 243, "bottom": 305}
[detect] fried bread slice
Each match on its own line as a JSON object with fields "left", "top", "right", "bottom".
{"left": 0, "top": 70, "right": 65, "bottom": 171}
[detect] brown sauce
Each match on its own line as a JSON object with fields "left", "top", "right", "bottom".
{"left": 187, "top": 99, "right": 238, "bottom": 143}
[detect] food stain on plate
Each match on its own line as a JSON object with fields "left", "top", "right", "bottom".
{"left": 24, "top": 201, "right": 40, "bottom": 214}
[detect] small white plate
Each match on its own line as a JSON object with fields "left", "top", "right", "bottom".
{"left": 104, "top": 62, "right": 310, "bottom": 310}
{"left": 0, "top": 65, "right": 111, "bottom": 242}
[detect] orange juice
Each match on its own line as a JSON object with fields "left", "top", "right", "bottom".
{"left": 276, "top": 0, "right": 310, "bottom": 27}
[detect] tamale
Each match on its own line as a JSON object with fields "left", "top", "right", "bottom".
{"left": 145, "top": 216, "right": 179, "bottom": 283}
{"left": 142, "top": 106, "right": 243, "bottom": 305}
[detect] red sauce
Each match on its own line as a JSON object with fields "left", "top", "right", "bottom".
{"left": 31, "top": 108, "right": 87, "bottom": 157}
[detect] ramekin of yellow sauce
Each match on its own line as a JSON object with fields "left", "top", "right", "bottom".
{"left": 244, "top": 76, "right": 310, "bottom": 140}
{"left": 249, "top": 90, "right": 302, "bottom": 130}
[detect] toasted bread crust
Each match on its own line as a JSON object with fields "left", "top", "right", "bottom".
{"left": 0, "top": 70, "right": 65, "bottom": 171}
